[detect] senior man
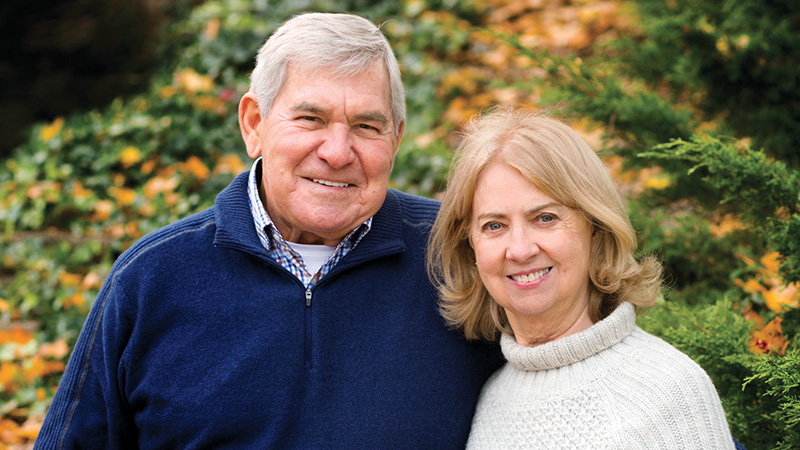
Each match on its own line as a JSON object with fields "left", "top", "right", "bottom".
{"left": 34, "top": 12, "right": 501, "bottom": 450}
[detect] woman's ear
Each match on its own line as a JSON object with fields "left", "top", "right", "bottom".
{"left": 238, "top": 93, "right": 263, "bottom": 159}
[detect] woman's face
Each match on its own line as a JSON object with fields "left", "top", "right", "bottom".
{"left": 470, "top": 162, "right": 594, "bottom": 345}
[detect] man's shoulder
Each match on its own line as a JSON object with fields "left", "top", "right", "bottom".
{"left": 110, "top": 207, "right": 217, "bottom": 275}
{"left": 385, "top": 188, "right": 441, "bottom": 223}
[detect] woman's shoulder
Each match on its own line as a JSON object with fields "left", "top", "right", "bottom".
{"left": 612, "top": 326, "right": 722, "bottom": 405}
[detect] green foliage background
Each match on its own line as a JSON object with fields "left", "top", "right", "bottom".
{"left": 0, "top": 0, "right": 798, "bottom": 447}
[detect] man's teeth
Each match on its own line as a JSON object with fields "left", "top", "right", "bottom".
{"left": 511, "top": 268, "right": 550, "bottom": 283}
{"left": 312, "top": 179, "right": 349, "bottom": 188}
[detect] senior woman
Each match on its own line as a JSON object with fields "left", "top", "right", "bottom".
{"left": 427, "top": 106, "right": 736, "bottom": 449}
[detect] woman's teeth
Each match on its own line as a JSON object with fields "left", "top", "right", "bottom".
{"left": 511, "top": 267, "right": 550, "bottom": 283}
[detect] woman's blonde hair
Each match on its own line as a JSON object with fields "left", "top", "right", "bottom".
{"left": 427, "top": 106, "right": 662, "bottom": 340}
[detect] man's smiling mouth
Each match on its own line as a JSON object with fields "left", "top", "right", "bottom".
{"left": 311, "top": 178, "right": 350, "bottom": 188}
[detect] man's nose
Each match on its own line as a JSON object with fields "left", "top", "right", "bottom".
{"left": 316, "top": 124, "right": 355, "bottom": 168}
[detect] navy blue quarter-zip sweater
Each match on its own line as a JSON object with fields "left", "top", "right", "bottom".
{"left": 35, "top": 172, "right": 503, "bottom": 449}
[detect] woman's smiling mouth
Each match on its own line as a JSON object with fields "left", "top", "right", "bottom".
{"left": 509, "top": 267, "right": 551, "bottom": 283}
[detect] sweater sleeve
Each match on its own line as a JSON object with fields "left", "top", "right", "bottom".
{"left": 34, "top": 273, "right": 137, "bottom": 449}
{"left": 612, "top": 330, "right": 736, "bottom": 450}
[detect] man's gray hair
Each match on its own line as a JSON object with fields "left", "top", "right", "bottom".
{"left": 249, "top": 12, "right": 406, "bottom": 136}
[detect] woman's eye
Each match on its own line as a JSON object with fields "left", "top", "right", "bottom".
{"left": 539, "top": 214, "right": 556, "bottom": 223}
{"left": 484, "top": 222, "right": 502, "bottom": 231}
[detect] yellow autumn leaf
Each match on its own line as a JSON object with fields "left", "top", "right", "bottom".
{"left": 175, "top": 68, "right": 214, "bottom": 93}
{"left": 740, "top": 278, "right": 766, "bottom": 294}
{"left": 204, "top": 17, "right": 221, "bottom": 41}
{"left": 192, "top": 95, "right": 225, "bottom": 113}
{"left": 119, "top": 146, "right": 142, "bottom": 168}
{"left": 158, "top": 85, "right": 177, "bottom": 99}
{"left": 109, "top": 186, "right": 137, "bottom": 207}
{"left": 763, "top": 283, "right": 799, "bottom": 313}
{"left": 715, "top": 37, "right": 732, "bottom": 58}
{"left": 70, "top": 181, "right": 94, "bottom": 201}
{"left": 40, "top": 117, "right": 64, "bottom": 142}
{"left": 57, "top": 272, "right": 83, "bottom": 287}
{"left": 37, "top": 339, "right": 69, "bottom": 360}
{"left": 62, "top": 292, "right": 86, "bottom": 311}
{"left": 710, "top": 213, "right": 743, "bottom": 237}
{"left": 81, "top": 271, "right": 103, "bottom": 290}
{"left": 17, "top": 416, "right": 44, "bottom": 441}
{"left": 0, "top": 363, "right": 20, "bottom": 393}
{"left": 213, "top": 154, "right": 247, "bottom": 176}
{"left": 735, "top": 35, "right": 750, "bottom": 50}
{"left": 90, "top": 200, "right": 115, "bottom": 222}
{"left": 737, "top": 252, "right": 757, "bottom": 267}
{"left": 184, "top": 156, "right": 210, "bottom": 181}
{"left": 761, "top": 252, "right": 782, "bottom": 275}
{"left": 641, "top": 168, "right": 670, "bottom": 190}
{"left": 165, "top": 192, "right": 180, "bottom": 207}
{"left": 144, "top": 176, "right": 179, "bottom": 199}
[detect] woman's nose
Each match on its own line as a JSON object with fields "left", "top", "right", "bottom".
{"left": 505, "top": 228, "right": 539, "bottom": 262}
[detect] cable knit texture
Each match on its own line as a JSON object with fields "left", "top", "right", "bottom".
{"left": 466, "top": 302, "right": 735, "bottom": 450}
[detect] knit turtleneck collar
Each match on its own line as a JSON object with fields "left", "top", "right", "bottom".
{"left": 501, "top": 302, "right": 635, "bottom": 372}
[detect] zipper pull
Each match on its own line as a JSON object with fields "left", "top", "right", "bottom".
{"left": 305, "top": 288, "right": 312, "bottom": 307}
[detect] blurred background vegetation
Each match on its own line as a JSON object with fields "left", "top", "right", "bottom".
{"left": 0, "top": 0, "right": 798, "bottom": 448}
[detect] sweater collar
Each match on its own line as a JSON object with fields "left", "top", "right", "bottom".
{"left": 212, "top": 171, "right": 405, "bottom": 263}
{"left": 501, "top": 302, "right": 636, "bottom": 372}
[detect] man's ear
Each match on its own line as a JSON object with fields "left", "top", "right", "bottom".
{"left": 239, "top": 92, "right": 263, "bottom": 159}
{"left": 395, "top": 120, "right": 405, "bottom": 147}
{"left": 389, "top": 120, "right": 405, "bottom": 170}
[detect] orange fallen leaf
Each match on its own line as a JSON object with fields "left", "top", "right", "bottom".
{"left": 204, "top": 17, "right": 220, "bottom": 41}
{"left": 0, "top": 328, "right": 34, "bottom": 346}
{"left": 175, "top": 68, "right": 214, "bottom": 93}
{"left": 17, "top": 415, "right": 44, "bottom": 441}
{"left": 748, "top": 317, "right": 789, "bottom": 356}
{"left": 763, "top": 283, "right": 799, "bottom": 313}
{"left": 0, "top": 418, "right": 22, "bottom": 444}
{"left": 57, "top": 272, "right": 83, "bottom": 287}
{"left": 37, "top": 340, "right": 69, "bottom": 360}
{"left": 213, "top": 154, "right": 246, "bottom": 176}
{"left": 90, "top": 200, "right": 115, "bottom": 222}
{"left": 109, "top": 186, "right": 137, "bottom": 207}
{"left": 183, "top": 156, "right": 210, "bottom": 181}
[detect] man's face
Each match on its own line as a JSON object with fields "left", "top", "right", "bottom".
{"left": 242, "top": 63, "right": 402, "bottom": 245}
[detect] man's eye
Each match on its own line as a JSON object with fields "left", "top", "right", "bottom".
{"left": 357, "top": 123, "right": 379, "bottom": 132}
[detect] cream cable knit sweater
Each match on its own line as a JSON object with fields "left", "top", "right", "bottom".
{"left": 466, "top": 302, "right": 735, "bottom": 450}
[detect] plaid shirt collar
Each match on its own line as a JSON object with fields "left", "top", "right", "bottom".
{"left": 246, "top": 158, "right": 372, "bottom": 287}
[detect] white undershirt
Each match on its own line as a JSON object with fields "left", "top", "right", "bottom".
{"left": 286, "top": 242, "right": 337, "bottom": 277}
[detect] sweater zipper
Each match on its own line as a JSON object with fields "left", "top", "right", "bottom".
{"left": 304, "top": 287, "right": 312, "bottom": 369}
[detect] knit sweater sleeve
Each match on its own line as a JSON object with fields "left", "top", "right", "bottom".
{"left": 608, "top": 328, "right": 735, "bottom": 449}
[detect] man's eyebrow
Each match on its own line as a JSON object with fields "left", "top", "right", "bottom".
{"left": 290, "top": 102, "right": 328, "bottom": 115}
{"left": 354, "top": 111, "right": 389, "bottom": 124}
{"left": 290, "top": 102, "right": 390, "bottom": 126}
